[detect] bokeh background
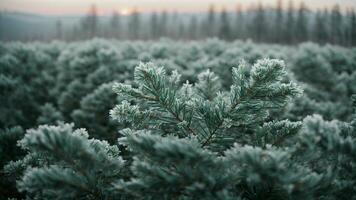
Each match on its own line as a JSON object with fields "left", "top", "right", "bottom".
{"left": 0, "top": 0, "right": 355, "bottom": 46}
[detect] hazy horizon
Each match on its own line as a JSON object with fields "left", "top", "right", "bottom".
{"left": 1, "top": 0, "right": 356, "bottom": 16}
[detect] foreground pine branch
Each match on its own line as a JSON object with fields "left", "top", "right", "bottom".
{"left": 7, "top": 123, "right": 126, "bottom": 199}
{"left": 111, "top": 60, "right": 302, "bottom": 150}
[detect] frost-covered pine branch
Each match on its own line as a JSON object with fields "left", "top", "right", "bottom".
{"left": 7, "top": 123, "right": 126, "bottom": 200}
{"left": 111, "top": 60, "right": 302, "bottom": 150}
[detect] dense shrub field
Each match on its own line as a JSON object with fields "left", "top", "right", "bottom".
{"left": 1, "top": 39, "right": 356, "bottom": 199}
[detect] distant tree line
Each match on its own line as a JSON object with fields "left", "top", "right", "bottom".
{"left": 4, "top": 0, "right": 356, "bottom": 46}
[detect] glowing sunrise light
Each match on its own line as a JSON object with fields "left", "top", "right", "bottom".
{"left": 119, "top": 8, "right": 132, "bottom": 16}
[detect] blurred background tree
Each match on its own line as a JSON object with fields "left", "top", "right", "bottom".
{"left": 0, "top": 0, "right": 355, "bottom": 46}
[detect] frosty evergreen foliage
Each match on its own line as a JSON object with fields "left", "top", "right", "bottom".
{"left": 1, "top": 40, "right": 356, "bottom": 199}
{"left": 110, "top": 60, "right": 301, "bottom": 150}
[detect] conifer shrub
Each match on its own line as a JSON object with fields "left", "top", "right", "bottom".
{"left": 1, "top": 40, "right": 356, "bottom": 199}
{"left": 4, "top": 60, "right": 355, "bottom": 199}
{"left": 288, "top": 43, "right": 356, "bottom": 121}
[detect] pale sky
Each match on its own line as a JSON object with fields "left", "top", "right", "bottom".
{"left": 1, "top": 0, "right": 355, "bottom": 15}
